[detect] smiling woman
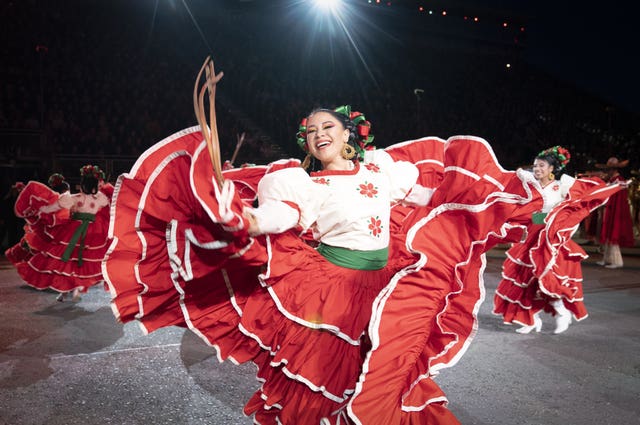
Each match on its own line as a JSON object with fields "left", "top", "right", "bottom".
{"left": 105, "top": 59, "right": 549, "bottom": 424}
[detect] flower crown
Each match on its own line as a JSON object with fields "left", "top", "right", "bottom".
{"left": 538, "top": 145, "right": 571, "bottom": 170}
{"left": 47, "top": 173, "right": 66, "bottom": 188}
{"left": 295, "top": 105, "right": 375, "bottom": 160}
{"left": 80, "top": 165, "right": 105, "bottom": 180}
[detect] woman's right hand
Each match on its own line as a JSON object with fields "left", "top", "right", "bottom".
{"left": 243, "top": 207, "right": 260, "bottom": 236}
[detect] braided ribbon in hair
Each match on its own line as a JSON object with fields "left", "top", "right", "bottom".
{"left": 538, "top": 145, "right": 571, "bottom": 170}
{"left": 296, "top": 105, "right": 375, "bottom": 160}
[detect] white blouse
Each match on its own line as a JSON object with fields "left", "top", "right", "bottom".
{"left": 250, "top": 150, "right": 421, "bottom": 251}
{"left": 535, "top": 173, "right": 575, "bottom": 212}
{"left": 59, "top": 191, "right": 110, "bottom": 214}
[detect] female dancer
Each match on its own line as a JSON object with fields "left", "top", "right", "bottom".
{"left": 16, "top": 165, "right": 110, "bottom": 301}
{"left": 493, "top": 146, "right": 625, "bottom": 334}
{"left": 5, "top": 173, "right": 70, "bottom": 266}
{"left": 105, "top": 58, "right": 545, "bottom": 424}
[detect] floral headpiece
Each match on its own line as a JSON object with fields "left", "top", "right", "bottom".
{"left": 80, "top": 165, "right": 105, "bottom": 180}
{"left": 538, "top": 145, "right": 571, "bottom": 170}
{"left": 296, "top": 105, "right": 375, "bottom": 160}
{"left": 47, "top": 173, "right": 66, "bottom": 188}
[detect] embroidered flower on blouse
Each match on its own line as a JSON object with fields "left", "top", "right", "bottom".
{"left": 368, "top": 216, "right": 383, "bottom": 237}
{"left": 313, "top": 177, "right": 330, "bottom": 185}
{"left": 552, "top": 184, "right": 559, "bottom": 191}
{"left": 365, "top": 163, "right": 380, "bottom": 173}
{"left": 358, "top": 181, "right": 378, "bottom": 198}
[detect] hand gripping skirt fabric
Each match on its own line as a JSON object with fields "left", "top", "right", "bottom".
{"left": 105, "top": 128, "right": 544, "bottom": 425}
{"left": 493, "top": 178, "right": 625, "bottom": 326}
{"left": 14, "top": 181, "right": 110, "bottom": 293}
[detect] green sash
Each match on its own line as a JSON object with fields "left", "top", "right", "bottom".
{"left": 61, "top": 212, "right": 96, "bottom": 266}
{"left": 317, "top": 243, "right": 388, "bottom": 270}
{"left": 532, "top": 212, "right": 547, "bottom": 225}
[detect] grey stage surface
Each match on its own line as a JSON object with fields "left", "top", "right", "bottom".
{"left": 1, "top": 250, "right": 639, "bottom": 425}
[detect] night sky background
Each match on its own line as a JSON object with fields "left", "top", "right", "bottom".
{"left": 493, "top": 0, "right": 638, "bottom": 113}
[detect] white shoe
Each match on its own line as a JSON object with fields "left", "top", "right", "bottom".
{"left": 516, "top": 315, "right": 542, "bottom": 334}
{"left": 595, "top": 260, "right": 606, "bottom": 266}
{"left": 604, "top": 264, "right": 622, "bottom": 269}
{"left": 56, "top": 292, "right": 66, "bottom": 302}
{"left": 551, "top": 299, "right": 572, "bottom": 334}
{"left": 554, "top": 314, "right": 572, "bottom": 334}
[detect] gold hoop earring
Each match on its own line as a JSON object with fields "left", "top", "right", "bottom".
{"left": 341, "top": 144, "right": 356, "bottom": 160}
{"left": 549, "top": 172, "right": 555, "bottom": 180}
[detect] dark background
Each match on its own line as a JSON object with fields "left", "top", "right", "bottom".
{"left": 1, "top": 0, "right": 638, "bottom": 190}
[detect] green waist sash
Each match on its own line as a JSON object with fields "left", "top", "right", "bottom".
{"left": 532, "top": 212, "right": 547, "bottom": 225}
{"left": 61, "top": 212, "right": 96, "bottom": 266}
{"left": 317, "top": 243, "right": 388, "bottom": 271}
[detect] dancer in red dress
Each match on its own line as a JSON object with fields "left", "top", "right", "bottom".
{"left": 16, "top": 165, "right": 110, "bottom": 301}
{"left": 105, "top": 58, "right": 545, "bottom": 424}
{"left": 493, "top": 147, "right": 626, "bottom": 334}
{"left": 596, "top": 157, "right": 634, "bottom": 268}
{"left": 4, "top": 173, "right": 70, "bottom": 266}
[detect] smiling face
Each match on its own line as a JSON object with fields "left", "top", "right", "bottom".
{"left": 305, "top": 111, "right": 351, "bottom": 170}
{"left": 532, "top": 158, "right": 554, "bottom": 182}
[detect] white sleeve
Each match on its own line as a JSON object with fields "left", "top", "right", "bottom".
{"left": 246, "top": 200, "right": 300, "bottom": 235}
{"left": 39, "top": 193, "right": 70, "bottom": 213}
{"left": 39, "top": 202, "right": 62, "bottom": 214}
{"left": 559, "top": 174, "right": 576, "bottom": 199}
{"left": 58, "top": 192, "right": 74, "bottom": 209}
{"left": 249, "top": 167, "right": 330, "bottom": 234}
{"left": 365, "top": 149, "right": 419, "bottom": 202}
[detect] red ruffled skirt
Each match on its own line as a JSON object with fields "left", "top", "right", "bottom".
{"left": 12, "top": 181, "right": 110, "bottom": 293}
{"left": 493, "top": 178, "right": 625, "bottom": 326}
{"left": 105, "top": 127, "right": 543, "bottom": 424}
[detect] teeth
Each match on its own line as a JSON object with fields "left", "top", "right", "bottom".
{"left": 317, "top": 141, "right": 330, "bottom": 148}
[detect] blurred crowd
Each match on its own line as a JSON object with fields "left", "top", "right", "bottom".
{"left": 2, "top": 0, "right": 639, "bottom": 249}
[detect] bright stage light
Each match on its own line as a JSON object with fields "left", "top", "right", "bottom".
{"left": 314, "top": 0, "right": 341, "bottom": 12}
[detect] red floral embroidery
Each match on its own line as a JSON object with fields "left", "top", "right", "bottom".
{"left": 365, "top": 163, "right": 380, "bottom": 173}
{"left": 552, "top": 184, "right": 559, "bottom": 191}
{"left": 358, "top": 181, "right": 378, "bottom": 198}
{"left": 368, "top": 216, "right": 383, "bottom": 237}
{"left": 313, "top": 177, "right": 330, "bottom": 185}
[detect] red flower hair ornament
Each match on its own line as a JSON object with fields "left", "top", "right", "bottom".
{"left": 80, "top": 165, "right": 106, "bottom": 180}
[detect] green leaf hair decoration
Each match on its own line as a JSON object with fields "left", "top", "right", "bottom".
{"left": 538, "top": 145, "right": 571, "bottom": 170}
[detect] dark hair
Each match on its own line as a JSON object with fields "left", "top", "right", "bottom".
{"left": 51, "top": 181, "right": 70, "bottom": 194}
{"left": 80, "top": 175, "right": 99, "bottom": 194}
{"left": 535, "top": 153, "right": 565, "bottom": 180}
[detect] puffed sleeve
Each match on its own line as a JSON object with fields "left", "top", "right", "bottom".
{"left": 364, "top": 149, "right": 430, "bottom": 204}
{"left": 247, "top": 167, "right": 331, "bottom": 235}
{"left": 96, "top": 191, "right": 110, "bottom": 209}
{"left": 58, "top": 192, "right": 75, "bottom": 209}
{"left": 40, "top": 192, "right": 72, "bottom": 213}
{"left": 559, "top": 174, "right": 576, "bottom": 199}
